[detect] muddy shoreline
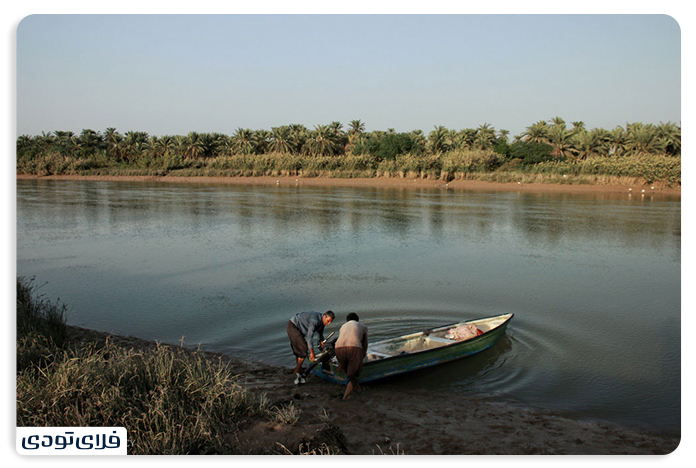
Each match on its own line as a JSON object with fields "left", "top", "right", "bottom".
{"left": 16, "top": 174, "right": 681, "bottom": 196}
{"left": 66, "top": 325, "right": 680, "bottom": 455}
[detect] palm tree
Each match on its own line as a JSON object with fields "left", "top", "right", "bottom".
{"left": 626, "top": 123, "right": 665, "bottom": 155}
{"left": 497, "top": 129, "right": 510, "bottom": 143}
{"left": 590, "top": 128, "right": 610, "bottom": 156}
{"left": 79, "top": 129, "right": 102, "bottom": 154}
{"left": 123, "top": 131, "right": 149, "bottom": 161}
{"left": 69, "top": 135, "right": 84, "bottom": 157}
{"left": 254, "top": 130, "right": 271, "bottom": 155}
{"left": 458, "top": 128, "right": 478, "bottom": 150}
{"left": 288, "top": 124, "right": 309, "bottom": 154}
{"left": 288, "top": 124, "right": 309, "bottom": 135}
{"left": 329, "top": 121, "right": 344, "bottom": 136}
{"left": 53, "top": 131, "right": 76, "bottom": 156}
{"left": 546, "top": 123, "right": 575, "bottom": 159}
{"left": 104, "top": 127, "right": 124, "bottom": 160}
{"left": 37, "top": 131, "right": 55, "bottom": 151}
{"left": 348, "top": 120, "right": 365, "bottom": 137}
{"left": 17, "top": 134, "right": 32, "bottom": 152}
{"left": 572, "top": 129, "right": 604, "bottom": 160}
{"left": 304, "top": 125, "right": 337, "bottom": 156}
{"left": 196, "top": 133, "right": 225, "bottom": 158}
{"left": 154, "top": 135, "right": 174, "bottom": 158}
{"left": 474, "top": 123, "right": 496, "bottom": 150}
{"left": 211, "top": 133, "right": 229, "bottom": 157}
{"left": 173, "top": 135, "right": 188, "bottom": 158}
{"left": 571, "top": 121, "right": 586, "bottom": 134}
{"left": 329, "top": 121, "right": 348, "bottom": 153}
{"left": 231, "top": 128, "right": 256, "bottom": 155}
{"left": 269, "top": 126, "right": 296, "bottom": 154}
{"left": 550, "top": 116, "right": 566, "bottom": 127}
{"left": 148, "top": 135, "right": 159, "bottom": 157}
{"left": 347, "top": 120, "right": 365, "bottom": 151}
{"left": 183, "top": 132, "right": 205, "bottom": 158}
{"left": 448, "top": 129, "right": 463, "bottom": 150}
{"left": 409, "top": 129, "right": 427, "bottom": 153}
{"left": 655, "top": 121, "right": 681, "bottom": 156}
{"left": 428, "top": 125, "right": 451, "bottom": 154}
{"left": 521, "top": 121, "right": 549, "bottom": 143}
{"left": 607, "top": 126, "right": 628, "bottom": 157}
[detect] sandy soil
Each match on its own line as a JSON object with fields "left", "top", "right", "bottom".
{"left": 66, "top": 326, "right": 680, "bottom": 455}
{"left": 16, "top": 174, "right": 681, "bottom": 196}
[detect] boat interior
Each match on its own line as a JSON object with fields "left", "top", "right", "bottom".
{"left": 365, "top": 313, "right": 512, "bottom": 362}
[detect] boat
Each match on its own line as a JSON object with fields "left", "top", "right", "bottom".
{"left": 310, "top": 312, "right": 513, "bottom": 384}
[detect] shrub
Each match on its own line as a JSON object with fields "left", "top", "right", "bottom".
{"left": 533, "top": 155, "right": 681, "bottom": 185}
{"left": 374, "top": 133, "right": 419, "bottom": 160}
{"left": 441, "top": 150, "right": 503, "bottom": 173}
{"left": 162, "top": 152, "right": 187, "bottom": 171}
{"left": 493, "top": 140, "right": 511, "bottom": 158}
{"left": 509, "top": 141, "right": 555, "bottom": 165}
{"left": 352, "top": 133, "right": 420, "bottom": 161}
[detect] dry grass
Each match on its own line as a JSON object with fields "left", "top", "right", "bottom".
{"left": 17, "top": 148, "right": 680, "bottom": 186}
{"left": 270, "top": 403, "right": 301, "bottom": 426}
{"left": 15, "top": 277, "right": 304, "bottom": 455}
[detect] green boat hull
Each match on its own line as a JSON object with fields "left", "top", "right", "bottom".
{"left": 311, "top": 313, "right": 513, "bottom": 384}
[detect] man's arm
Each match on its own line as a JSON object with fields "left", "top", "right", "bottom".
{"left": 318, "top": 327, "right": 325, "bottom": 348}
{"left": 362, "top": 327, "right": 368, "bottom": 358}
{"left": 304, "top": 330, "right": 315, "bottom": 360}
{"left": 304, "top": 315, "right": 322, "bottom": 360}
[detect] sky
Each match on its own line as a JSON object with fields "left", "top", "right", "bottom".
{"left": 16, "top": 14, "right": 681, "bottom": 138}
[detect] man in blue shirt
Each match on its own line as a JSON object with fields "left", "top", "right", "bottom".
{"left": 287, "top": 310, "right": 335, "bottom": 384}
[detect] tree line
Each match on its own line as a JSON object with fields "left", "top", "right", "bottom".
{"left": 17, "top": 117, "right": 680, "bottom": 164}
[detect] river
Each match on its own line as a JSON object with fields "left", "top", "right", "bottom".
{"left": 16, "top": 179, "right": 681, "bottom": 432}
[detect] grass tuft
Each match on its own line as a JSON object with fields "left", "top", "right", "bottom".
{"left": 270, "top": 403, "right": 301, "bottom": 426}
{"left": 15, "top": 277, "right": 292, "bottom": 454}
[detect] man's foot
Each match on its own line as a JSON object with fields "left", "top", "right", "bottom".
{"left": 294, "top": 373, "right": 306, "bottom": 385}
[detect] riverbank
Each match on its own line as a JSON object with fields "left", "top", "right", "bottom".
{"left": 16, "top": 174, "right": 682, "bottom": 196}
{"left": 65, "top": 325, "right": 679, "bottom": 455}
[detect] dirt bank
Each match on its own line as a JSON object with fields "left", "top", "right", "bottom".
{"left": 66, "top": 326, "right": 680, "bottom": 455}
{"left": 16, "top": 174, "right": 681, "bottom": 196}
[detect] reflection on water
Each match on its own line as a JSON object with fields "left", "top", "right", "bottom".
{"left": 16, "top": 180, "right": 680, "bottom": 431}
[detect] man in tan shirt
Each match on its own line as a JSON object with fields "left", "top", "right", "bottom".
{"left": 335, "top": 313, "right": 368, "bottom": 400}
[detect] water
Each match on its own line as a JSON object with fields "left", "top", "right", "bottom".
{"left": 16, "top": 179, "right": 681, "bottom": 432}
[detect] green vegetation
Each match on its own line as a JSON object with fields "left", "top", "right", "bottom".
{"left": 15, "top": 277, "right": 342, "bottom": 455}
{"left": 17, "top": 118, "right": 681, "bottom": 186}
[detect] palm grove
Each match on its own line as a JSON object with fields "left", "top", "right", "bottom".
{"left": 17, "top": 118, "right": 681, "bottom": 186}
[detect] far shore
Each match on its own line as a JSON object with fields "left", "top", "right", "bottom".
{"left": 16, "top": 174, "right": 682, "bottom": 196}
